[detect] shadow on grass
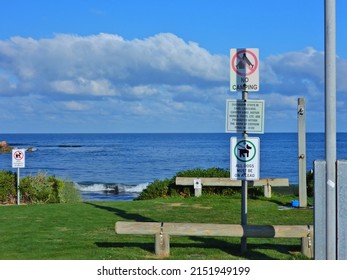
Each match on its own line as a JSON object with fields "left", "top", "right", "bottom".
{"left": 96, "top": 236, "right": 300, "bottom": 260}
{"left": 86, "top": 202, "right": 302, "bottom": 259}
{"left": 84, "top": 202, "right": 156, "bottom": 222}
{"left": 183, "top": 236, "right": 299, "bottom": 260}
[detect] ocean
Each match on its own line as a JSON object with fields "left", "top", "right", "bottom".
{"left": 1, "top": 133, "right": 346, "bottom": 201}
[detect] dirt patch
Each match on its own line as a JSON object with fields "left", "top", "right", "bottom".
{"left": 166, "top": 203, "right": 183, "bottom": 207}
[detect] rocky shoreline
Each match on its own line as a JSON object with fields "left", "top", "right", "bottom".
{"left": 0, "top": 141, "right": 12, "bottom": 153}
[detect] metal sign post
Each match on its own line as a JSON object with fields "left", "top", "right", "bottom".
{"left": 12, "top": 149, "right": 26, "bottom": 205}
{"left": 229, "top": 48, "right": 261, "bottom": 254}
{"left": 17, "top": 168, "right": 20, "bottom": 205}
{"left": 241, "top": 91, "right": 248, "bottom": 254}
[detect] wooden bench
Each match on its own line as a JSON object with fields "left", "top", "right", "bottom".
{"left": 175, "top": 177, "right": 289, "bottom": 198}
{"left": 115, "top": 221, "right": 313, "bottom": 258}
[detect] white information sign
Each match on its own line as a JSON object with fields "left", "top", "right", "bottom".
{"left": 230, "top": 48, "right": 259, "bottom": 92}
{"left": 12, "top": 149, "right": 26, "bottom": 168}
{"left": 230, "top": 137, "right": 260, "bottom": 180}
{"left": 226, "top": 99, "right": 265, "bottom": 133}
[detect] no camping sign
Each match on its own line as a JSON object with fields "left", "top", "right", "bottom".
{"left": 230, "top": 48, "right": 259, "bottom": 92}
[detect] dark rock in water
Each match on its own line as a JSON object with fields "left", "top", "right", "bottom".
{"left": 0, "top": 141, "right": 12, "bottom": 153}
{"left": 103, "top": 184, "right": 119, "bottom": 194}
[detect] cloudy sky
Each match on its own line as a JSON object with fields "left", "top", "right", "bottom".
{"left": 0, "top": 0, "right": 346, "bottom": 133}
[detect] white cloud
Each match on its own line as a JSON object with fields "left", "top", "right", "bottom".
{"left": 0, "top": 33, "right": 227, "bottom": 96}
{"left": 0, "top": 33, "right": 346, "bottom": 132}
{"left": 51, "top": 78, "right": 117, "bottom": 96}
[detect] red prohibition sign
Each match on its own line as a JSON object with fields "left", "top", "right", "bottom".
{"left": 13, "top": 151, "right": 24, "bottom": 160}
{"left": 231, "top": 50, "right": 258, "bottom": 76}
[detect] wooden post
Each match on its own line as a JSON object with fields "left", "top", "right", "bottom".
{"left": 264, "top": 184, "right": 271, "bottom": 198}
{"left": 298, "top": 98, "right": 307, "bottom": 207}
{"left": 155, "top": 233, "right": 170, "bottom": 258}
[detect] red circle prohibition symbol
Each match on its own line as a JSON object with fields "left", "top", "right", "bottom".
{"left": 13, "top": 151, "right": 24, "bottom": 160}
{"left": 231, "top": 50, "right": 258, "bottom": 76}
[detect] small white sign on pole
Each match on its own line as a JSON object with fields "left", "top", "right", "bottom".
{"left": 12, "top": 149, "right": 26, "bottom": 168}
{"left": 226, "top": 99, "right": 265, "bottom": 133}
{"left": 230, "top": 137, "right": 260, "bottom": 180}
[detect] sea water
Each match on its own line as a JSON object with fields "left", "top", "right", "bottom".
{"left": 0, "top": 133, "right": 346, "bottom": 201}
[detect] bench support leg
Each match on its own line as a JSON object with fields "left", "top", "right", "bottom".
{"left": 194, "top": 188, "right": 202, "bottom": 197}
{"left": 264, "top": 185, "right": 272, "bottom": 198}
{"left": 301, "top": 237, "right": 314, "bottom": 258}
{"left": 155, "top": 233, "right": 170, "bottom": 257}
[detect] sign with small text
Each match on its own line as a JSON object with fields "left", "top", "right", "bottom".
{"left": 12, "top": 149, "right": 25, "bottom": 168}
{"left": 226, "top": 99, "right": 264, "bottom": 134}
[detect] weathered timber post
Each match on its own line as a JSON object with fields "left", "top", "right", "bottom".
{"left": 298, "top": 98, "right": 307, "bottom": 207}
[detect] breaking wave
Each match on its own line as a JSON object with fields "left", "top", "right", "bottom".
{"left": 74, "top": 182, "right": 149, "bottom": 201}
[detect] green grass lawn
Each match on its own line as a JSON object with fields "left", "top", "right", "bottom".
{"left": 0, "top": 195, "right": 313, "bottom": 260}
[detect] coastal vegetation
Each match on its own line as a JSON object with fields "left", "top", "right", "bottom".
{"left": 0, "top": 170, "right": 80, "bottom": 204}
{"left": 0, "top": 167, "right": 314, "bottom": 205}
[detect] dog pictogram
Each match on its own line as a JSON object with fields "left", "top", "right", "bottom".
{"left": 238, "top": 144, "right": 252, "bottom": 158}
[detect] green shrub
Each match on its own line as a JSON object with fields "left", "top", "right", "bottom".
{"left": 59, "top": 181, "right": 81, "bottom": 203}
{"left": 175, "top": 167, "right": 230, "bottom": 178}
{"left": 20, "top": 172, "right": 56, "bottom": 203}
{"left": 0, "top": 170, "right": 80, "bottom": 204}
{"left": 20, "top": 171, "right": 80, "bottom": 204}
{"left": 0, "top": 170, "right": 16, "bottom": 204}
{"left": 136, "top": 178, "right": 171, "bottom": 200}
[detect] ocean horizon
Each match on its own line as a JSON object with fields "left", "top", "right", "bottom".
{"left": 1, "top": 132, "right": 346, "bottom": 201}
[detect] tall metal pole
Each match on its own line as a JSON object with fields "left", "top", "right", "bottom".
{"left": 241, "top": 90, "right": 248, "bottom": 253}
{"left": 17, "top": 168, "right": 20, "bottom": 205}
{"left": 325, "top": 0, "right": 337, "bottom": 260}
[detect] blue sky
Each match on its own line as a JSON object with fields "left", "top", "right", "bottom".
{"left": 0, "top": 0, "right": 346, "bottom": 133}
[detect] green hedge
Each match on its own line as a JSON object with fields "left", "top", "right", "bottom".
{"left": 0, "top": 170, "right": 17, "bottom": 204}
{"left": 0, "top": 170, "right": 80, "bottom": 204}
{"left": 136, "top": 178, "right": 171, "bottom": 200}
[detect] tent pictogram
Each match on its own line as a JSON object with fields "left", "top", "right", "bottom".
{"left": 236, "top": 53, "right": 254, "bottom": 70}
{"left": 231, "top": 49, "right": 258, "bottom": 76}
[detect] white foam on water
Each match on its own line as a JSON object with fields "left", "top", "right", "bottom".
{"left": 74, "top": 182, "right": 149, "bottom": 193}
{"left": 123, "top": 182, "right": 149, "bottom": 193}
